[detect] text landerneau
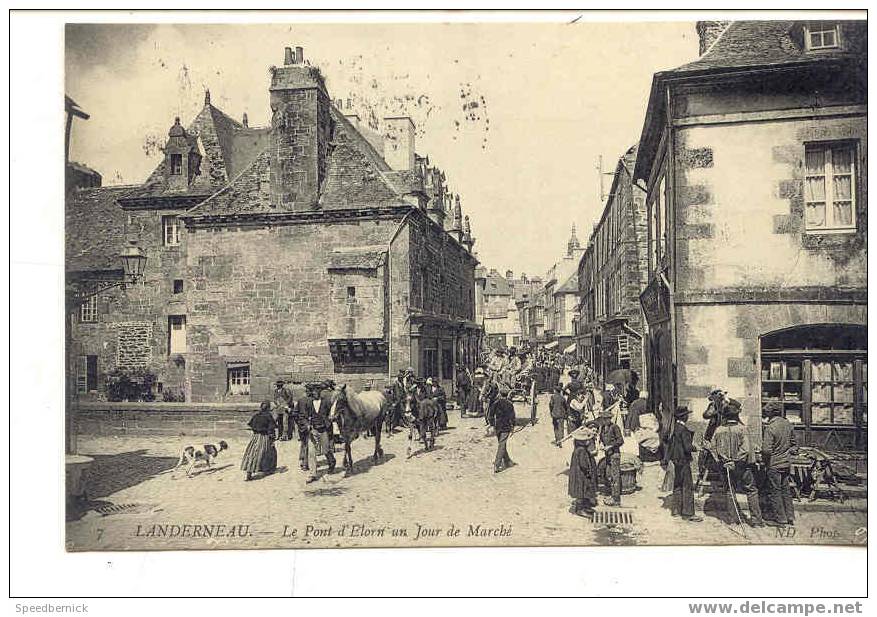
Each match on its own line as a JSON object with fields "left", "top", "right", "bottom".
{"left": 16, "top": 604, "right": 88, "bottom": 614}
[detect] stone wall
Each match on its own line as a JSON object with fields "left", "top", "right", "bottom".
{"left": 674, "top": 114, "right": 867, "bottom": 296}
{"left": 73, "top": 402, "right": 258, "bottom": 437}
{"left": 70, "top": 205, "right": 191, "bottom": 398}
{"left": 185, "top": 215, "right": 404, "bottom": 401}
{"left": 675, "top": 302, "right": 867, "bottom": 445}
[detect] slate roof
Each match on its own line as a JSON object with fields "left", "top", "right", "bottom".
{"left": 674, "top": 20, "right": 866, "bottom": 75}
{"left": 128, "top": 103, "right": 269, "bottom": 201}
{"left": 66, "top": 185, "right": 137, "bottom": 272}
{"left": 186, "top": 103, "right": 409, "bottom": 218}
{"left": 484, "top": 273, "right": 512, "bottom": 297}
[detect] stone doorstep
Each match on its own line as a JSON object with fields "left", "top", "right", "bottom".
{"left": 695, "top": 489, "right": 867, "bottom": 514}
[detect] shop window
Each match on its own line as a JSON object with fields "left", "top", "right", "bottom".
{"left": 423, "top": 348, "right": 438, "bottom": 378}
{"left": 804, "top": 143, "right": 857, "bottom": 233}
{"left": 760, "top": 324, "right": 866, "bottom": 432}
{"left": 228, "top": 364, "right": 250, "bottom": 395}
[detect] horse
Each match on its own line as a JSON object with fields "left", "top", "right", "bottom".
{"left": 403, "top": 389, "right": 438, "bottom": 457}
{"left": 328, "top": 384, "right": 386, "bottom": 475}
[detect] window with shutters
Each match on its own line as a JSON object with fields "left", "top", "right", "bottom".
{"left": 804, "top": 143, "right": 857, "bottom": 233}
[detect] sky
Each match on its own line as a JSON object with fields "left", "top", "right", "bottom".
{"left": 66, "top": 20, "right": 698, "bottom": 277}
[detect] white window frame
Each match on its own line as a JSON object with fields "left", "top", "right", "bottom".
{"left": 168, "top": 315, "right": 187, "bottom": 354}
{"left": 80, "top": 294, "right": 97, "bottom": 323}
{"left": 804, "top": 142, "right": 857, "bottom": 234}
{"left": 163, "top": 215, "right": 181, "bottom": 247}
{"left": 228, "top": 365, "right": 251, "bottom": 395}
{"left": 805, "top": 22, "right": 840, "bottom": 51}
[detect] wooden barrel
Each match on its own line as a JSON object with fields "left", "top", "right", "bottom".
{"left": 620, "top": 461, "right": 639, "bottom": 495}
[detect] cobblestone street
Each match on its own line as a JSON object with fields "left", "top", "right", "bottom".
{"left": 66, "top": 395, "right": 866, "bottom": 551}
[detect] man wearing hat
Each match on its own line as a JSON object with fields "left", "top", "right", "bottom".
{"left": 293, "top": 384, "right": 318, "bottom": 472}
{"left": 706, "top": 398, "right": 764, "bottom": 527}
{"left": 549, "top": 384, "right": 569, "bottom": 446}
{"left": 761, "top": 401, "right": 797, "bottom": 526}
{"left": 664, "top": 406, "right": 703, "bottom": 521}
{"left": 587, "top": 404, "right": 625, "bottom": 506}
{"left": 696, "top": 389, "right": 728, "bottom": 494}
{"left": 273, "top": 380, "right": 298, "bottom": 441}
{"left": 492, "top": 386, "right": 516, "bottom": 473}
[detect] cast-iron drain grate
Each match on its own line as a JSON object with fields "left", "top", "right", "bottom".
{"left": 592, "top": 510, "right": 634, "bottom": 526}
{"left": 94, "top": 503, "right": 154, "bottom": 516}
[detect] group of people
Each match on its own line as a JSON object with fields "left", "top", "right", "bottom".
{"left": 240, "top": 380, "right": 340, "bottom": 483}
{"left": 664, "top": 391, "right": 798, "bottom": 527}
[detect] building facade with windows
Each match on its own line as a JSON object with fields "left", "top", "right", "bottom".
{"left": 634, "top": 20, "right": 867, "bottom": 449}
{"left": 576, "top": 145, "right": 649, "bottom": 383}
{"left": 476, "top": 268, "right": 526, "bottom": 350}
{"left": 66, "top": 47, "right": 480, "bottom": 403}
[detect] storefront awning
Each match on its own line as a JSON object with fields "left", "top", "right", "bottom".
{"left": 544, "top": 341, "right": 559, "bottom": 350}
{"left": 563, "top": 343, "right": 577, "bottom": 354}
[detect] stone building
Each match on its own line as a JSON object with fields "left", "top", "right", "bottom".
{"left": 542, "top": 225, "right": 585, "bottom": 353}
{"left": 634, "top": 21, "right": 867, "bottom": 449}
{"left": 475, "top": 268, "right": 526, "bottom": 350}
{"left": 576, "top": 145, "right": 649, "bottom": 383}
{"left": 67, "top": 47, "right": 480, "bottom": 403}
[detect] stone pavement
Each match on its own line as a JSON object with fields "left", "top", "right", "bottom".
{"left": 66, "top": 395, "right": 867, "bottom": 551}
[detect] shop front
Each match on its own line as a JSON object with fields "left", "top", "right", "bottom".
{"left": 640, "top": 275, "right": 674, "bottom": 432}
{"left": 759, "top": 324, "right": 867, "bottom": 451}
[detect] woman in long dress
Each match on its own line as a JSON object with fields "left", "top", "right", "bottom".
{"left": 568, "top": 426, "right": 599, "bottom": 516}
{"left": 241, "top": 401, "right": 278, "bottom": 481}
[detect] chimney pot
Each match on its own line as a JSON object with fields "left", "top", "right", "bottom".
{"left": 295, "top": 46, "right": 304, "bottom": 64}
{"left": 242, "top": 112, "right": 248, "bottom": 128}
{"left": 284, "top": 47, "right": 294, "bottom": 65}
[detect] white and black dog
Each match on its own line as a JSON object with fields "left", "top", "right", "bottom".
{"left": 170, "top": 441, "right": 229, "bottom": 478}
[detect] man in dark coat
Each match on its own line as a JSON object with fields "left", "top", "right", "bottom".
{"left": 588, "top": 407, "right": 624, "bottom": 506}
{"left": 761, "top": 402, "right": 797, "bottom": 526}
{"left": 664, "top": 406, "right": 703, "bottom": 521}
{"left": 296, "top": 383, "right": 337, "bottom": 480}
{"left": 456, "top": 367, "right": 472, "bottom": 417}
{"left": 568, "top": 425, "right": 599, "bottom": 516}
{"left": 549, "top": 385, "right": 568, "bottom": 446}
{"left": 427, "top": 378, "right": 448, "bottom": 430}
{"left": 493, "top": 387, "right": 516, "bottom": 473}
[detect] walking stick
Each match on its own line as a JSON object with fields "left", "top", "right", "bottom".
{"left": 725, "top": 466, "right": 749, "bottom": 540}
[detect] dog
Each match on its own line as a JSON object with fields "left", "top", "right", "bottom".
{"left": 171, "top": 441, "right": 229, "bottom": 478}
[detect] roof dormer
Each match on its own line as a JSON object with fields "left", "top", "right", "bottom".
{"left": 164, "top": 117, "right": 202, "bottom": 191}
{"left": 804, "top": 21, "right": 842, "bottom": 52}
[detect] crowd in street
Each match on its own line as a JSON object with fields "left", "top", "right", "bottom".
{"left": 235, "top": 346, "right": 800, "bottom": 531}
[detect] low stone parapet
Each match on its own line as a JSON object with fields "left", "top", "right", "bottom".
{"left": 72, "top": 401, "right": 261, "bottom": 437}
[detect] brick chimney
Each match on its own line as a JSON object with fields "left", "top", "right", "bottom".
{"left": 269, "top": 46, "right": 333, "bottom": 210}
{"left": 696, "top": 21, "right": 730, "bottom": 56}
{"left": 383, "top": 116, "right": 415, "bottom": 170}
